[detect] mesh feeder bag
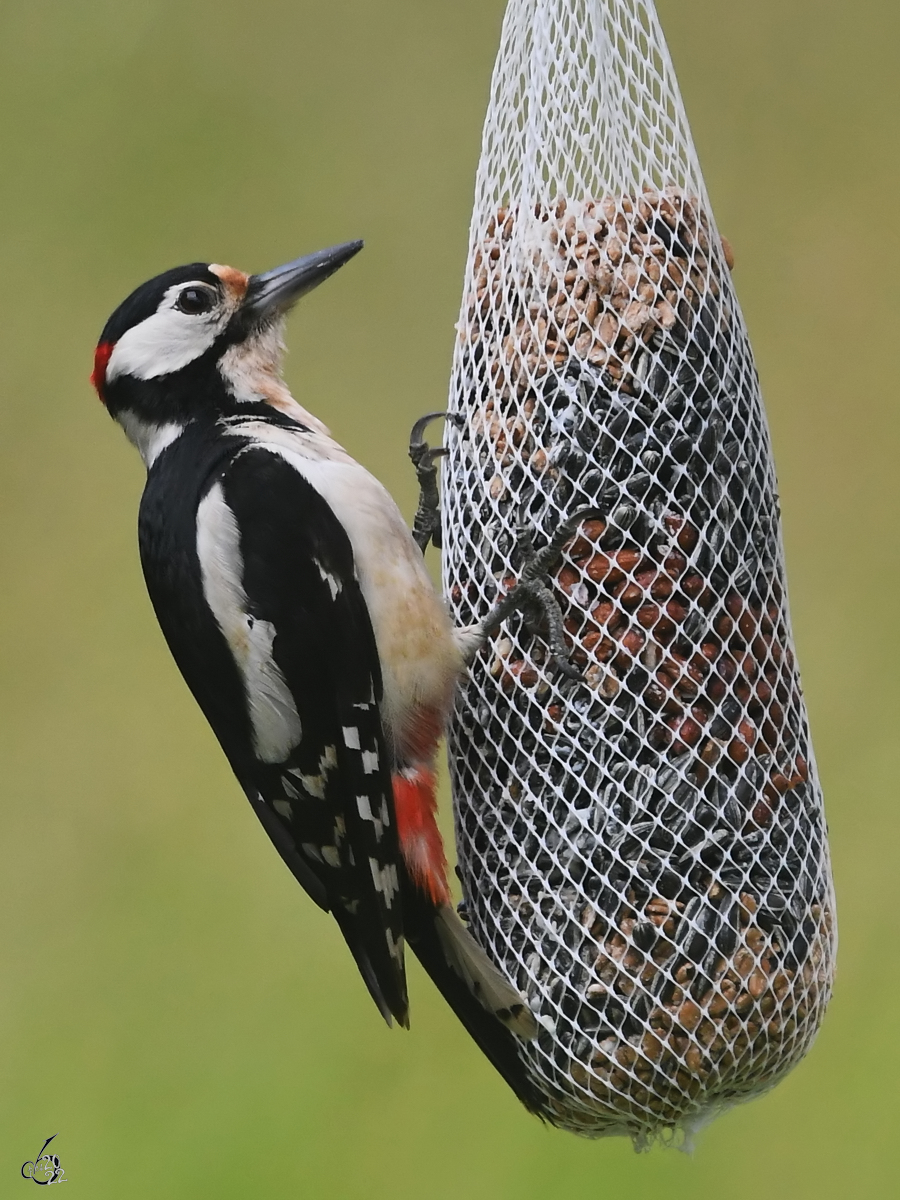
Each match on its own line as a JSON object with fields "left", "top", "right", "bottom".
{"left": 442, "top": 0, "right": 836, "bottom": 1142}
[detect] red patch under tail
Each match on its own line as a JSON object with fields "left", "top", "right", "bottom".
{"left": 393, "top": 766, "right": 451, "bottom": 907}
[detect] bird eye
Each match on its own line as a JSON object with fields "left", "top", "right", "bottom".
{"left": 175, "top": 287, "right": 215, "bottom": 315}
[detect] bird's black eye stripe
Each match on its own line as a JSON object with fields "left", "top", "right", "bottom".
{"left": 175, "top": 286, "right": 216, "bottom": 315}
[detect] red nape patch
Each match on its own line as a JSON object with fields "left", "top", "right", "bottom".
{"left": 393, "top": 767, "right": 451, "bottom": 907}
{"left": 91, "top": 341, "right": 114, "bottom": 401}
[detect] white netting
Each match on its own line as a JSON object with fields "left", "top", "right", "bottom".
{"left": 442, "top": 0, "right": 836, "bottom": 1142}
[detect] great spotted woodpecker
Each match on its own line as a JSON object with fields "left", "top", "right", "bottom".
{"left": 92, "top": 242, "right": 547, "bottom": 1112}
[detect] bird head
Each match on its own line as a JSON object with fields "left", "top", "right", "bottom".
{"left": 92, "top": 241, "right": 363, "bottom": 456}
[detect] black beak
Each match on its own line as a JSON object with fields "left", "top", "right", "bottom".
{"left": 242, "top": 240, "right": 363, "bottom": 321}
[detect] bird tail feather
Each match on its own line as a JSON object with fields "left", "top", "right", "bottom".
{"left": 433, "top": 903, "right": 537, "bottom": 1040}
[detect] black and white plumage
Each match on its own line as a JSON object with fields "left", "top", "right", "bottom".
{"left": 93, "top": 244, "right": 544, "bottom": 1113}
{"left": 142, "top": 416, "right": 408, "bottom": 1020}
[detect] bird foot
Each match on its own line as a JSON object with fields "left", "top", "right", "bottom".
{"left": 465, "top": 506, "right": 606, "bottom": 679}
{"left": 409, "top": 412, "right": 448, "bottom": 553}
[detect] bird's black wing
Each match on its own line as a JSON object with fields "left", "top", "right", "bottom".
{"left": 139, "top": 432, "right": 408, "bottom": 1025}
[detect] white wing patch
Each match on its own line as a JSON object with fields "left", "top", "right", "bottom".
{"left": 385, "top": 929, "right": 404, "bottom": 965}
{"left": 315, "top": 558, "right": 343, "bottom": 600}
{"left": 361, "top": 748, "right": 379, "bottom": 774}
{"left": 286, "top": 745, "right": 338, "bottom": 800}
{"left": 196, "top": 483, "right": 302, "bottom": 764}
{"left": 356, "top": 795, "right": 373, "bottom": 821}
{"left": 342, "top": 726, "right": 361, "bottom": 750}
{"left": 369, "top": 858, "right": 399, "bottom": 907}
{"left": 357, "top": 794, "right": 383, "bottom": 839}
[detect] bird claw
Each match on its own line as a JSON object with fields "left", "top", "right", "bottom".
{"left": 409, "top": 413, "right": 603, "bottom": 682}
{"left": 482, "top": 506, "right": 606, "bottom": 679}
{"left": 409, "top": 411, "right": 448, "bottom": 553}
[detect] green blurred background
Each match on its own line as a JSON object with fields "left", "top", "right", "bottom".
{"left": 0, "top": 0, "right": 896, "bottom": 1195}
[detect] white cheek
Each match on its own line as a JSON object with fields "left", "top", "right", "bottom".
{"left": 107, "top": 307, "right": 226, "bottom": 381}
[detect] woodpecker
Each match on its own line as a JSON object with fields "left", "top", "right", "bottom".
{"left": 93, "top": 242, "right": 547, "bottom": 1113}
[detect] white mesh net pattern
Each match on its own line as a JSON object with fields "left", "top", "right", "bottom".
{"left": 441, "top": 0, "right": 836, "bottom": 1142}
